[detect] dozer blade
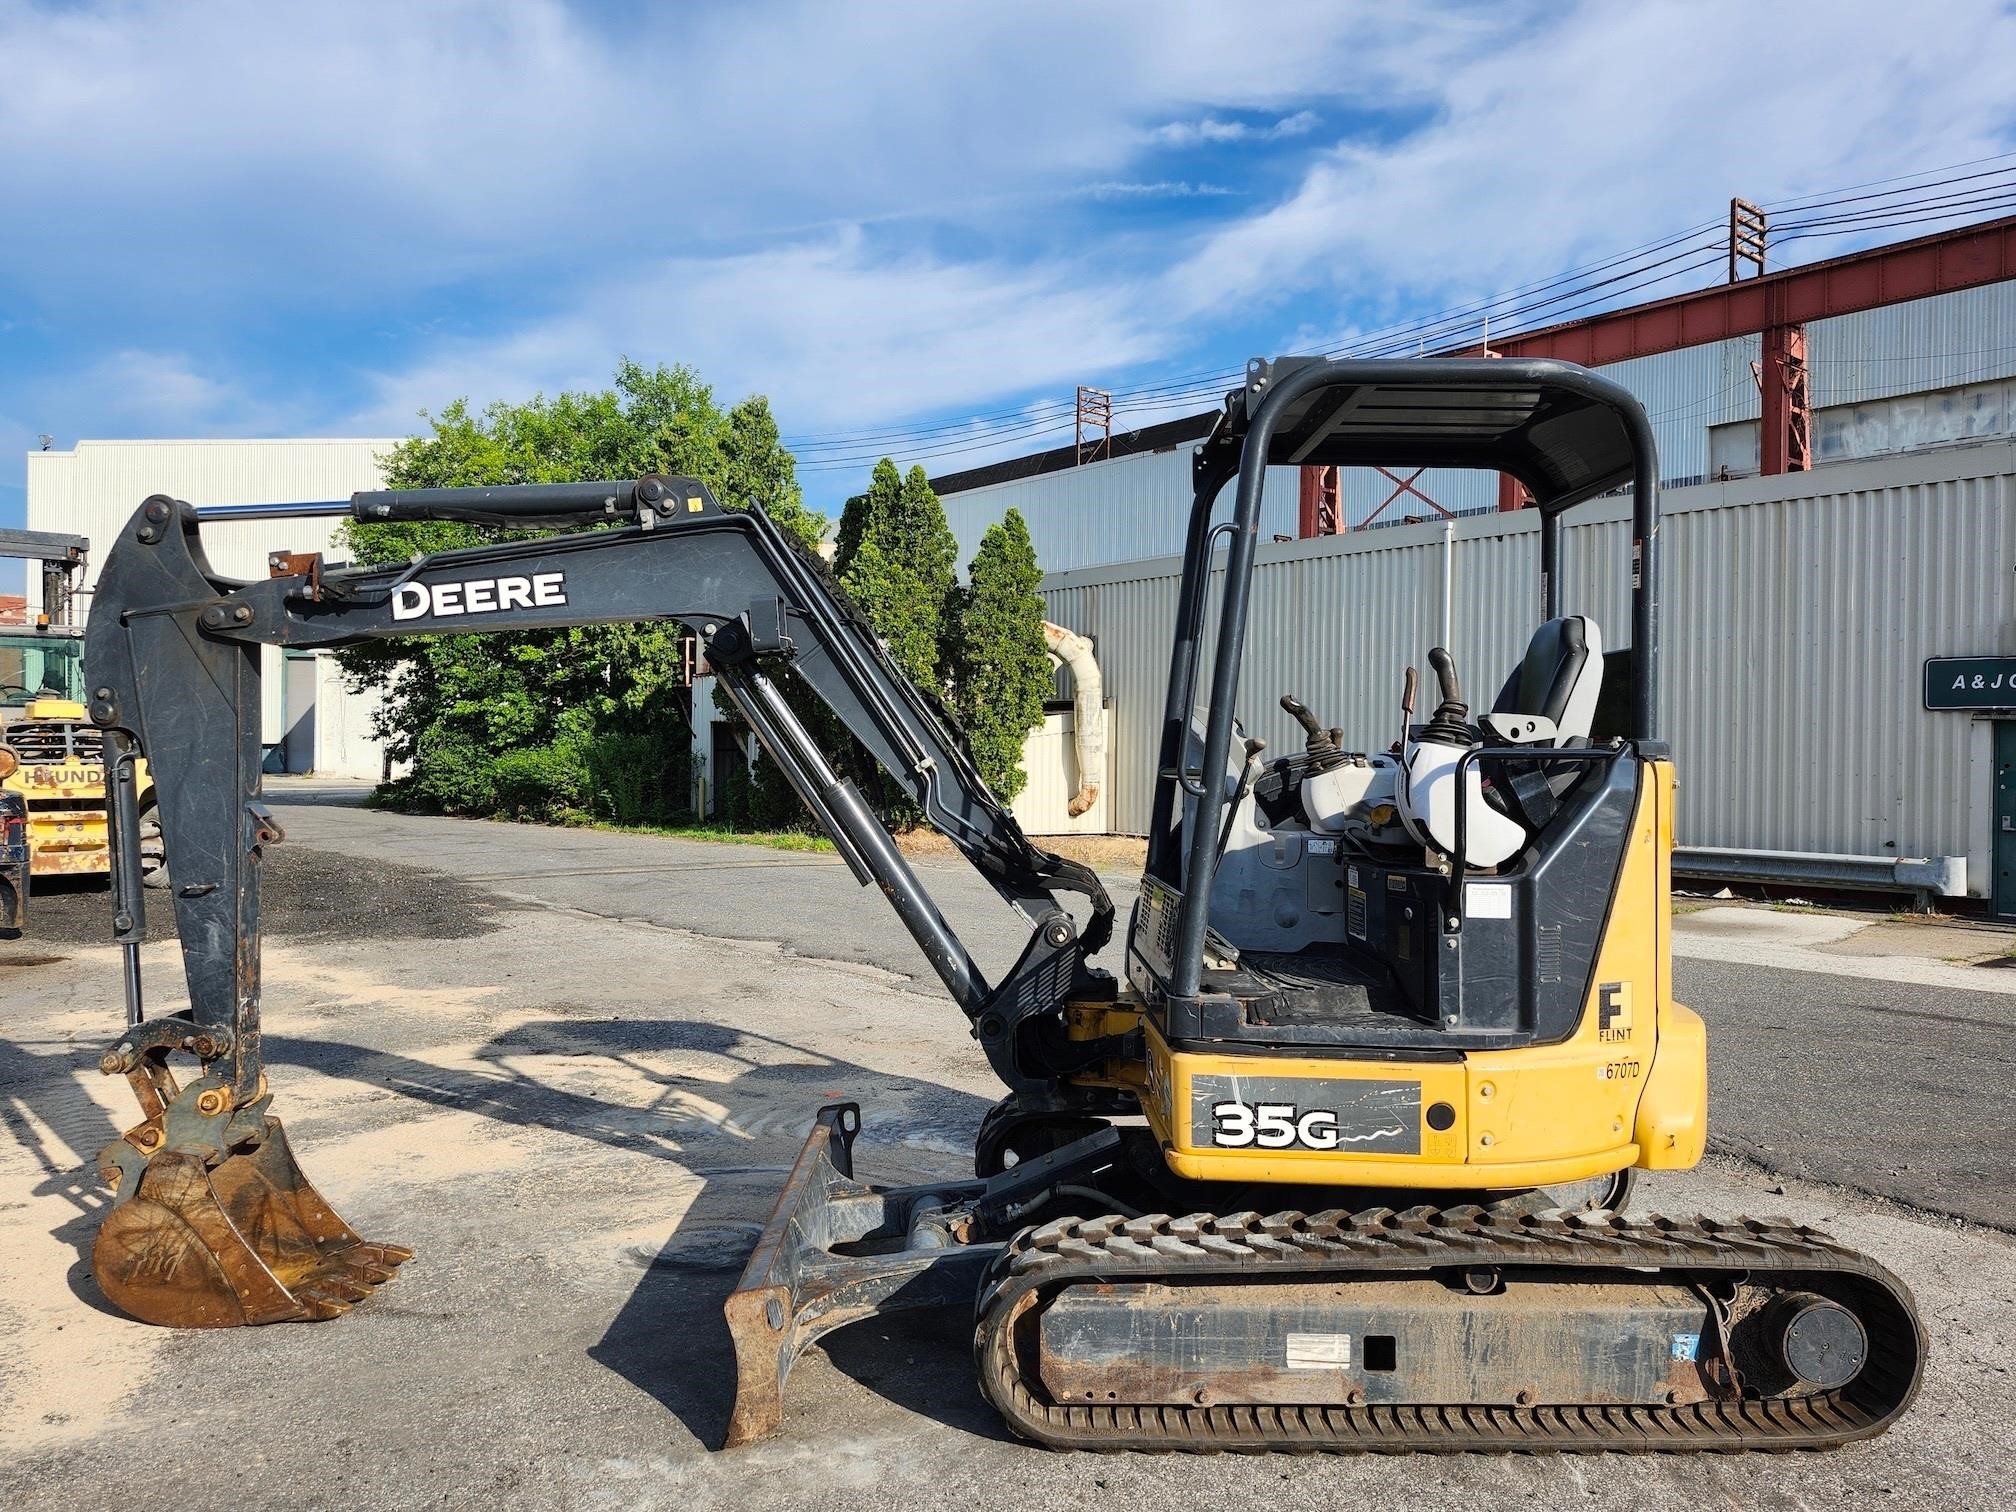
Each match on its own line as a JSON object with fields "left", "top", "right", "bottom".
{"left": 93, "top": 1114, "right": 411, "bottom": 1329}
{"left": 720, "top": 1103, "right": 1128, "bottom": 1449}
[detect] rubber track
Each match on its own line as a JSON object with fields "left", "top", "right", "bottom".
{"left": 973, "top": 1206, "right": 1923, "bottom": 1453}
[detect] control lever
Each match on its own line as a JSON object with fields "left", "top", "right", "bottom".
{"left": 1428, "top": 646, "right": 1463, "bottom": 707}
{"left": 1420, "top": 647, "right": 1477, "bottom": 745}
{"left": 1279, "top": 694, "right": 1339, "bottom": 758}
{"left": 1215, "top": 734, "right": 1269, "bottom": 867}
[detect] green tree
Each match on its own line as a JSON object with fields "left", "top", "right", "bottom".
{"left": 953, "top": 509, "right": 1051, "bottom": 802}
{"left": 722, "top": 394, "right": 823, "bottom": 551}
{"left": 838, "top": 460, "right": 960, "bottom": 691}
{"left": 833, "top": 484, "right": 872, "bottom": 578}
{"left": 336, "top": 360, "right": 823, "bottom": 821}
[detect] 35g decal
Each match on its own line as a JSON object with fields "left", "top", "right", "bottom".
{"left": 1213, "top": 1101, "right": 1352, "bottom": 1150}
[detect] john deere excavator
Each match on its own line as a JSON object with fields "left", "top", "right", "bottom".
{"left": 79, "top": 358, "right": 1921, "bottom": 1453}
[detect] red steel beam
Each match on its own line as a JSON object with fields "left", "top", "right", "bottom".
{"left": 1478, "top": 215, "right": 2016, "bottom": 366}
{"left": 1759, "top": 323, "right": 1812, "bottom": 475}
{"left": 1298, "top": 464, "right": 1341, "bottom": 535}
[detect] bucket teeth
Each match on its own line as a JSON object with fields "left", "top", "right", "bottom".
{"left": 302, "top": 1272, "right": 375, "bottom": 1304}
{"left": 290, "top": 1284, "right": 361, "bottom": 1318}
{"left": 91, "top": 1113, "right": 409, "bottom": 1329}
{"left": 352, "top": 1242, "right": 417, "bottom": 1267}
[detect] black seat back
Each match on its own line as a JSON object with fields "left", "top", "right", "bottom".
{"left": 1493, "top": 616, "right": 1594, "bottom": 733}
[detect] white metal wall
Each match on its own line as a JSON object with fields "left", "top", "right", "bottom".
{"left": 311, "top": 653, "right": 390, "bottom": 781}
{"left": 24, "top": 438, "right": 402, "bottom": 778}
{"left": 1043, "top": 442, "right": 2016, "bottom": 896}
{"left": 1714, "top": 373, "right": 2016, "bottom": 475}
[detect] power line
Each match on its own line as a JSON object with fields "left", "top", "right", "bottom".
{"left": 1775, "top": 199, "right": 2016, "bottom": 250}
{"left": 786, "top": 157, "right": 2016, "bottom": 471}
{"left": 1761, "top": 152, "right": 2016, "bottom": 213}
{"left": 790, "top": 221, "right": 1730, "bottom": 456}
{"left": 799, "top": 244, "right": 1735, "bottom": 470}
{"left": 1774, "top": 178, "right": 2016, "bottom": 233}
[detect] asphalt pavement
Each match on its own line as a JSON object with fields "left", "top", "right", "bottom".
{"left": 2, "top": 794, "right": 2012, "bottom": 1511}
{"left": 266, "top": 794, "right": 2016, "bottom": 1231}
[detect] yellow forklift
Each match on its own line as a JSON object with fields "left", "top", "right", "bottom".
{"left": 0, "top": 529, "right": 162, "bottom": 887}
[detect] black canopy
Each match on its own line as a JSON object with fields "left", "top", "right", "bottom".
{"left": 1200, "top": 356, "right": 1650, "bottom": 515}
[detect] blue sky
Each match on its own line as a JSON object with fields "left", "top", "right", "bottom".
{"left": 3, "top": 0, "right": 2014, "bottom": 529}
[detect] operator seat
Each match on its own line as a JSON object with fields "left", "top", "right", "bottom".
{"left": 1491, "top": 615, "right": 1603, "bottom": 747}
{"left": 1480, "top": 616, "right": 1605, "bottom": 832}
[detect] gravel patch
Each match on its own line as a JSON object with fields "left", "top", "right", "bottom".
{"left": 8, "top": 845, "right": 511, "bottom": 949}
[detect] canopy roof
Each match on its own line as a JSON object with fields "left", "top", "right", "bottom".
{"left": 1203, "top": 357, "right": 1652, "bottom": 516}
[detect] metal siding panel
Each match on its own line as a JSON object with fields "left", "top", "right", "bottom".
{"left": 1808, "top": 281, "right": 2016, "bottom": 408}
{"left": 1661, "top": 454, "right": 2013, "bottom": 868}
{"left": 1594, "top": 338, "right": 1758, "bottom": 486}
{"left": 1009, "top": 707, "right": 1112, "bottom": 835}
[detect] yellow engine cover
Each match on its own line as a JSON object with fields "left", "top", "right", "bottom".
{"left": 1135, "top": 759, "right": 1707, "bottom": 1191}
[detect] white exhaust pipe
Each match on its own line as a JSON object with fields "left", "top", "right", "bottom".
{"left": 1042, "top": 621, "right": 1104, "bottom": 818}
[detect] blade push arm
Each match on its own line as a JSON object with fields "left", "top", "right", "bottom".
{"left": 84, "top": 478, "right": 1113, "bottom": 1105}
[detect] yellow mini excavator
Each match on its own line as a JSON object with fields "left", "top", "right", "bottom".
{"left": 79, "top": 358, "right": 1921, "bottom": 1451}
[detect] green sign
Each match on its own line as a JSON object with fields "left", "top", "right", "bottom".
{"left": 1925, "top": 657, "right": 2016, "bottom": 710}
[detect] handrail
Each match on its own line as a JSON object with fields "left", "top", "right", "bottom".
{"left": 1175, "top": 521, "right": 1239, "bottom": 798}
{"left": 1446, "top": 743, "right": 1630, "bottom": 927}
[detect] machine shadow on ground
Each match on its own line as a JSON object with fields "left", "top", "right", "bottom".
{"left": 265, "top": 1016, "right": 1002, "bottom": 1449}
{"left": 0, "top": 1033, "right": 128, "bottom": 1315}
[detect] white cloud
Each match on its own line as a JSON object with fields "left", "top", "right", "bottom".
{"left": 1164, "top": 0, "right": 2016, "bottom": 324}
{"left": 21, "top": 351, "right": 305, "bottom": 443}
{"left": 6, "top": 0, "right": 2016, "bottom": 501}
{"left": 0, "top": 0, "right": 1510, "bottom": 471}
{"left": 0, "top": 2, "right": 1477, "bottom": 308}
{"left": 1149, "top": 109, "right": 1321, "bottom": 148}
{"left": 351, "top": 229, "right": 1168, "bottom": 436}
{"left": 79, "top": 352, "right": 244, "bottom": 429}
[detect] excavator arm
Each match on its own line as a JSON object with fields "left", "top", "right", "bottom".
{"left": 80, "top": 476, "right": 1116, "bottom": 1329}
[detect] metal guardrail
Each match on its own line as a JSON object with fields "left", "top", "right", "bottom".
{"left": 1674, "top": 846, "right": 1966, "bottom": 907}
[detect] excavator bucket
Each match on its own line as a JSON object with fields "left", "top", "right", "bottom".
{"left": 93, "top": 1111, "right": 410, "bottom": 1328}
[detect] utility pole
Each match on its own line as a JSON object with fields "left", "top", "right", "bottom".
{"left": 1073, "top": 386, "right": 1112, "bottom": 465}
{"left": 1728, "top": 197, "right": 1808, "bottom": 473}
{"left": 1729, "top": 198, "right": 1767, "bottom": 281}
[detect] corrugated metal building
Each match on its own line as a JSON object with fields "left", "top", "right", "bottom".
{"left": 930, "top": 280, "right": 2016, "bottom": 903}
{"left": 938, "top": 281, "right": 2016, "bottom": 564}
{"left": 24, "top": 438, "right": 400, "bottom": 779}
{"left": 1036, "top": 441, "right": 2013, "bottom": 898}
